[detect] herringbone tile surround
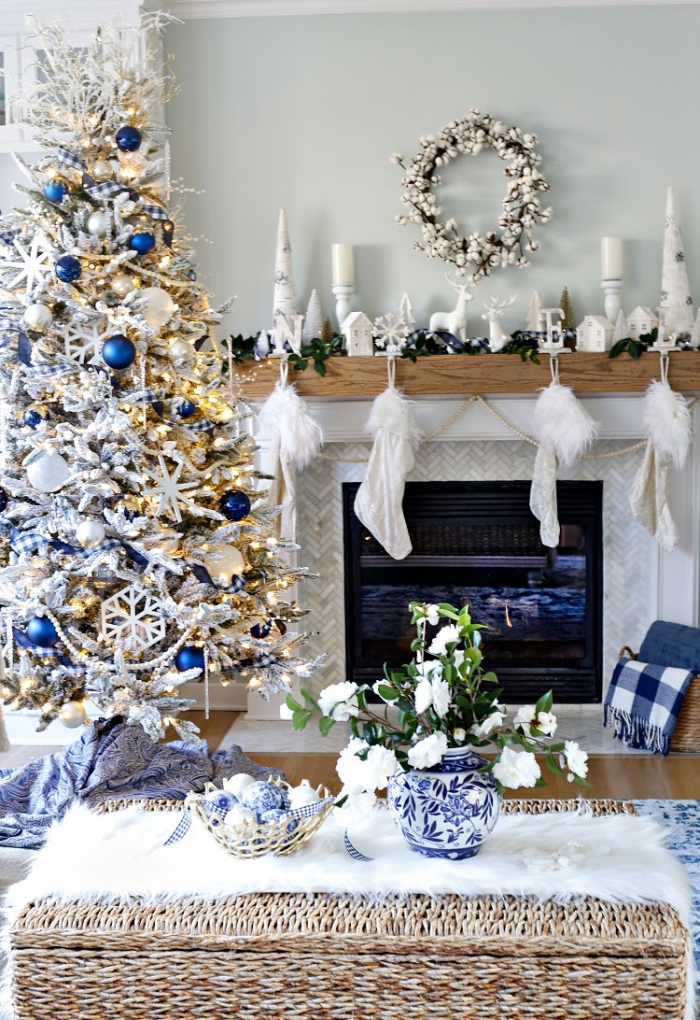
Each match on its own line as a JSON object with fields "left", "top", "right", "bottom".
{"left": 297, "top": 439, "right": 648, "bottom": 701}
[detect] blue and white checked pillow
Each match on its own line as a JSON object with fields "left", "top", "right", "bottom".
{"left": 604, "top": 657, "right": 694, "bottom": 755}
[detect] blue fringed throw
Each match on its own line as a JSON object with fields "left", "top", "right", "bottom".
{"left": 604, "top": 658, "right": 694, "bottom": 755}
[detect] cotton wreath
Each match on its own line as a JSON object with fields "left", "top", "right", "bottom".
{"left": 393, "top": 109, "right": 552, "bottom": 284}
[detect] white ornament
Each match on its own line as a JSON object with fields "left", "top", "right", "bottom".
{"left": 23, "top": 303, "right": 53, "bottom": 331}
{"left": 63, "top": 318, "right": 112, "bottom": 365}
{"left": 111, "top": 273, "right": 136, "bottom": 298}
{"left": 373, "top": 312, "right": 410, "bottom": 353}
{"left": 627, "top": 306, "right": 658, "bottom": 340}
{"left": 141, "top": 287, "right": 176, "bottom": 328}
{"left": 288, "top": 779, "right": 320, "bottom": 808}
{"left": 101, "top": 584, "right": 167, "bottom": 653}
{"left": 302, "top": 289, "right": 324, "bottom": 342}
{"left": 399, "top": 293, "right": 416, "bottom": 327}
{"left": 223, "top": 772, "right": 256, "bottom": 799}
{"left": 526, "top": 291, "right": 545, "bottom": 332}
{"left": 612, "top": 309, "right": 628, "bottom": 345}
{"left": 203, "top": 543, "right": 245, "bottom": 583}
{"left": 27, "top": 451, "right": 70, "bottom": 492}
{"left": 76, "top": 519, "right": 106, "bottom": 548}
{"left": 428, "top": 274, "right": 473, "bottom": 343}
{"left": 141, "top": 454, "right": 199, "bottom": 523}
{"left": 169, "top": 339, "right": 194, "bottom": 363}
{"left": 272, "top": 312, "right": 303, "bottom": 356}
{"left": 481, "top": 295, "right": 517, "bottom": 352}
{"left": 575, "top": 315, "right": 614, "bottom": 353}
{"left": 87, "top": 211, "right": 108, "bottom": 237}
{"left": 224, "top": 804, "right": 256, "bottom": 833}
{"left": 395, "top": 110, "right": 551, "bottom": 283}
{"left": 4, "top": 234, "right": 53, "bottom": 296}
{"left": 58, "top": 701, "right": 87, "bottom": 728}
{"left": 92, "top": 159, "right": 114, "bottom": 181}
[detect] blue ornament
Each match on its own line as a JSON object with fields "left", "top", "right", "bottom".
{"left": 128, "top": 231, "right": 155, "bottom": 254}
{"left": 240, "top": 781, "right": 285, "bottom": 817}
{"left": 115, "top": 125, "right": 142, "bottom": 152}
{"left": 219, "top": 489, "right": 251, "bottom": 522}
{"left": 175, "top": 645, "right": 205, "bottom": 672}
{"left": 251, "top": 619, "right": 272, "bottom": 639}
{"left": 0, "top": 488, "right": 8, "bottom": 513}
{"left": 27, "top": 615, "right": 59, "bottom": 647}
{"left": 102, "top": 334, "right": 136, "bottom": 370}
{"left": 23, "top": 406, "right": 48, "bottom": 428}
{"left": 43, "top": 180, "right": 68, "bottom": 203}
{"left": 55, "top": 255, "right": 81, "bottom": 283}
{"left": 178, "top": 399, "right": 196, "bottom": 419}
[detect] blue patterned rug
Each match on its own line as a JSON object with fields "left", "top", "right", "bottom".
{"left": 635, "top": 799, "right": 700, "bottom": 1007}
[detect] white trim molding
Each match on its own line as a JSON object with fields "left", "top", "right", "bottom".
{"left": 165, "top": 0, "right": 700, "bottom": 19}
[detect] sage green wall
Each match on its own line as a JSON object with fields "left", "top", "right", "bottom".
{"left": 165, "top": 5, "right": 700, "bottom": 340}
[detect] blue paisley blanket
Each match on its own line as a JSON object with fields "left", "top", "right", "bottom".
{"left": 0, "top": 716, "right": 280, "bottom": 849}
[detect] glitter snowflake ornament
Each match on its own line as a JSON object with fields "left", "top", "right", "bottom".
{"left": 373, "top": 312, "right": 410, "bottom": 353}
{"left": 63, "top": 318, "right": 113, "bottom": 365}
{"left": 101, "top": 584, "right": 167, "bottom": 653}
{"left": 3, "top": 234, "right": 53, "bottom": 297}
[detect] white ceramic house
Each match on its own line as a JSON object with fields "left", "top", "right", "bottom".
{"left": 343, "top": 311, "right": 375, "bottom": 356}
{"left": 627, "top": 306, "right": 658, "bottom": 339}
{"left": 576, "top": 315, "right": 614, "bottom": 352}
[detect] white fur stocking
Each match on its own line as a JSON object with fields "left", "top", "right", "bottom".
{"left": 354, "top": 386, "right": 421, "bottom": 560}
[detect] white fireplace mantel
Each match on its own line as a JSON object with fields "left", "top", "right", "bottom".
{"left": 246, "top": 391, "right": 700, "bottom": 719}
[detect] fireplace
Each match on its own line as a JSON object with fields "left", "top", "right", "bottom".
{"left": 343, "top": 480, "right": 603, "bottom": 703}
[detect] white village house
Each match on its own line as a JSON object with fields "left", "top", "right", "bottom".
{"left": 343, "top": 311, "right": 375, "bottom": 356}
{"left": 627, "top": 305, "right": 658, "bottom": 339}
{"left": 576, "top": 314, "right": 614, "bottom": 352}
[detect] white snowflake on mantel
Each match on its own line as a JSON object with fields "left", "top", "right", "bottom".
{"left": 3, "top": 234, "right": 53, "bottom": 297}
{"left": 141, "top": 454, "right": 199, "bottom": 522}
{"left": 101, "top": 584, "right": 167, "bottom": 653}
{"left": 63, "top": 317, "right": 112, "bottom": 365}
{"left": 373, "top": 312, "right": 410, "bottom": 353}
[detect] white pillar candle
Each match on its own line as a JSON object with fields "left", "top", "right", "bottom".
{"left": 331, "top": 243, "right": 354, "bottom": 286}
{"left": 601, "top": 237, "right": 623, "bottom": 280}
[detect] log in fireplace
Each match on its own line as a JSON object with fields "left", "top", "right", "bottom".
{"left": 343, "top": 480, "right": 603, "bottom": 703}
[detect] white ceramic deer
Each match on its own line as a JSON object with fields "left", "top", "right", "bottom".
{"left": 429, "top": 273, "right": 473, "bottom": 343}
{"left": 481, "top": 295, "right": 517, "bottom": 353}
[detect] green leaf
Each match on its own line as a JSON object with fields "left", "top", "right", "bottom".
{"left": 535, "top": 689, "right": 553, "bottom": 715}
{"left": 299, "top": 686, "right": 320, "bottom": 710}
{"left": 608, "top": 338, "right": 628, "bottom": 359}
{"left": 285, "top": 694, "right": 302, "bottom": 712}
{"left": 546, "top": 749, "right": 565, "bottom": 776}
{"left": 314, "top": 359, "right": 327, "bottom": 377}
{"left": 377, "top": 683, "right": 398, "bottom": 701}
{"left": 319, "top": 715, "right": 335, "bottom": 737}
{"left": 534, "top": 777, "right": 548, "bottom": 788}
{"left": 292, "top": 708, "right": 312, "bottom": 731}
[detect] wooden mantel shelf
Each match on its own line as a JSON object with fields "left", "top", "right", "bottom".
{"left": 235, "top": 351, "right": 700, "bottom": 398}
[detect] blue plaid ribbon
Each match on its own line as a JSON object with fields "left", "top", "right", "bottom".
{"left": 117, "top": 385, "right": 215, "bottom": 434}
{"left": 57, "top": 147, "right": 88, "bottom": 173}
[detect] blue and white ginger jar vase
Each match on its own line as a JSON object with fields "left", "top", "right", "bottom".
{"left": 387, "top": 746, "right": 500, "bottom": 860}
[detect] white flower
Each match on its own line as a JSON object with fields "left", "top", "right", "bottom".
{"left": 415, "top": 659, "right": 443, "bottom": 681}
{"left": 491, "top": 746, "right": 541, "bottom": 789}
{"left": 471, "top": 703, "right": 507, "bottom": 737}
{"left": 536, "top": 711, "right": 557, "bottom": 737}
{"left": 431, "top": 676, "right": 451, "bottom": 718}
{"left": 414, "top": 677, "right": 433, "bottom": 714}
{"left": 514, "top": 705, "right": 535, "bottom": 728}
{"left": 371, "top": 680, "right": 392, "bottom": 703}
{"left": 408, "top": 731, "right": 448, "bottom": 769}
{"left": 564, "top": 740, "right": 588, "bottom": 780}
{"left": 453, "top": 649, "right": 465, "bottom": 670}
{"left": 424, "top": 603, "right": 440, "bottom": 626}
{"left": 318, "top": 681, "right": 360, "bottom": 721}
{"left": 333, "top": 790, "right": 376, "bottom": 824}
{"left": 361, "top": 744, "right": 399, "bottom": 791}
{"left": 452, "top": 727, "right": 466, "bottom": 743}
{"left": 428, "top": 624, "right": 462, "bottom": 656}
{"left": 335, "top": 738, "right": 369, "bottom": 793}
{"left": 279, "top": 703, "right": 294, "bottom": 720}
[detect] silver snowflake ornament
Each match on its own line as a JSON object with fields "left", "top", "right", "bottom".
{"left": 101, "top": 584, "right": 167, "bottom": 653}
{"left": 64, "top": 317, "right": 112, "bottom": 365}
{"left": 373, "top": 312, "right": 410, "bottom": 353}
{"left": 1, "top": 233, "right": 53, "bottom": 297}
{"left": 141, "top": 454, "right": 199, "bottom": 522}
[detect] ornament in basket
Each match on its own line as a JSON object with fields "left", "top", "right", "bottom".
{"left": 185, "top": 775, "right": 335, "bottom": 858}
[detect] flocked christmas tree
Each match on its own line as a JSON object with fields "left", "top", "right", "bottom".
{"left": 0, "top": 17, "right": 321, "bottom": 741}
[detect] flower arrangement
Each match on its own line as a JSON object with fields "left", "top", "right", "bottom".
{"left": 284, "top": 602, "right": 588, "bottom": 817}
{"left": 392, "top": 109, "right": 552, "bottom": 285}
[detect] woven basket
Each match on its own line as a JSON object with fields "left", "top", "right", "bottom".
{"left": 185, "top": 777, "right": 335, "bottom": 858}
{"left": 619, "top": 645, "right": 700, "bottom": 752}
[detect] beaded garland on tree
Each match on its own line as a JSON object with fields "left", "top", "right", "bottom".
{"left": 0, "top": 16, "right": 322, "bottom": 741}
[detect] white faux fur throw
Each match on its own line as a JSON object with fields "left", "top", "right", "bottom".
{"left": 8, "top": 802, "right": 691, "bottom": 918}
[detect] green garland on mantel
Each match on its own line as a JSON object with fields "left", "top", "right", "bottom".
{"left": 222, "top": 325, "right": 695, "bottom": 376}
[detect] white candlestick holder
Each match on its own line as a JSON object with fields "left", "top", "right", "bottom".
{"left": 601, "top": 279, "right": 622, "bottom": 323}
{"left": 332, "top": 284, "right": 355, "bottom": 329}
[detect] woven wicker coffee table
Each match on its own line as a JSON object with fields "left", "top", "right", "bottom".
{"left": 10, "top": 799, "right": 691, "bottom": 1020}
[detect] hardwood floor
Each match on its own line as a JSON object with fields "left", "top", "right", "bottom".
{"left": 190, "top": 712, "right": 700, "bottom": 801}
